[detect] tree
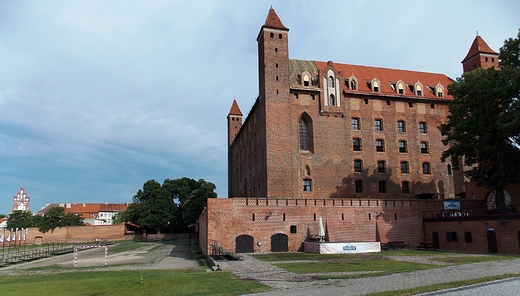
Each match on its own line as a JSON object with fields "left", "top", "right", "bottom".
{"left": 163, "top": 177, "right": 217, "bottom": 226}
{"left": 38, "top": 206, "right": 84, "bottom": 233}
{"left": 132, "top": 180, "right": 176, "bottom": 233}
{"left": 6, "top": 210, "right": 35, "bottom": 229}
{"left": 440, "top": 31, "right": 520, "bottom": 212}
{"left": 120, "top": 177, "right": 217, "bottom": 232}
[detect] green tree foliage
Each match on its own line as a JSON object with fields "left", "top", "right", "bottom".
{"left": 440, "top": 31, "right": 520, "bottom": 211}
{"left": 164, "top": 177, "right": 218, "bottom": 225}
{"left": 6, "top": 210, "right": 35, "bottom": 229}
{"left": 38, "top": 206, "right": 84, "bottom": 233}
{"left": 117, "top": 177, "right": 217, "bottom": 232}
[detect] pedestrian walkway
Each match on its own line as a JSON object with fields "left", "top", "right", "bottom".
{"left": 220, "top": 254, "right": 520, "bottom": 296}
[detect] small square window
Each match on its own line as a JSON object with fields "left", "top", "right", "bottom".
{"left": 386, "top": 100, "right": 391, "bottom": 106}
{"left": 352, "top": 118, "right": 360, "bottom": 130}
{"left": 422, "top": 162, "right": 431, "bottom": 174}
{"left": 377, "top": 161, "right": 386, "bottom": 173}
{"left": 419, "top": 122, "right": 427, "bottom": 134}
{"left": 402, "top": 181, "right": 410, "bottom": 194}
{"left": 399, "top": 141, "right": 407, "bottom": 153}
{"left": 303, "top": 179, "right": 312, "bottom": 191}
{"left": 401, "top": 161, "right": 409, "bottom": 174}
{"left": 408, "top": 102, "right": 413, "bottom": 107}
{"left": 375, "top": 119, "right": 383, "bottom": 131}
{"left": 364, "top": 98, "right": 368, "bottom": 104}
{"left": 353, "top": 138, "right": 362, "bottom": 151}
{"left": 293, "top": 94, "right": 299, "bottom": 99}
{"left": 420, "top": 142, "right": 429, "bottom": 154}
{"left": 355, "top": 180, "right": 363, "bottom": 193}
{"left": 290, "top": 225, "right": 297, "bottom": 234}
{"left": 397, "top": 121, "right": 406, "bottom": 133}
{"left": 376, "top": 140, "right": 385, "bottom": 152}
{"left": 378, "top": 181, "right": 386, "bottom": 193}
{"left": 354, "top": 160, "right": 363, "bottom": 173}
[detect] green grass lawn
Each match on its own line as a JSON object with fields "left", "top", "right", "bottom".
{"left": 275, "top": 260, "right": 435, "bottom": 278}
{"left": 0, "top": 268, "right": 270, "bottom": 296}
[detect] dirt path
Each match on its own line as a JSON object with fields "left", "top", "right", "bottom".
{"left": 0, "top": 241, "right": 199, "bottom": 276}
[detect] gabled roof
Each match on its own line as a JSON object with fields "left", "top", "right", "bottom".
{"left": 262, "top": 7, "right": 288, "bottom": 31}
{"left": 313, "top": 61, "right": 455, "bottom": 100}
{"left": 38, "top": 203, "right": 129, "bottom": 219}
{"left": 462, "top": 36, "right": 498, "bottom": 63}
{"left": 228, "top": 99, "right": 243, "bottom": 116}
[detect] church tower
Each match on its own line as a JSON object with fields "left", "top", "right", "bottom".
{"left": 12, "top": 187, "right": 30, "bottom": 212}
{"left": 461, "top": 35, "right": 499, "bottom": 72}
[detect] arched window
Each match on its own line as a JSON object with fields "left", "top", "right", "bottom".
{"left": 328, "top": 76, "right": 334, "bottom": 87}
{"left": 299, "top": 120, "right": 308, "bottom": 150}
{"left": 329, "top": 94, "right": 335, "bottom": 106}
{"left": 305, "top": 165, "right": 311, "bottom": 176}
{"left": 299, "top": 113, "right": 313, "bottom": 152}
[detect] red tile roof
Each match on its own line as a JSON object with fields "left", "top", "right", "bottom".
{"left": 314, "top": 61, "right": 455, "bottom": 101}
{"left": 38, "top": 203, "right": 128, "bottom": 219}
{"left": 228, "top": 99, "right": 243, "bottom": 116}
{"left": 462, "top": 36, "right": 498, "bottom": 63}
{"left": 263, "top": 7, "right": 288, "bottom": 31}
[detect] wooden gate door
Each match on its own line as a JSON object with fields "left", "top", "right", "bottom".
{"left": 235, "top": 235, "right": 253, "bottom": 253}
{"left": 271, "top": 233, "right": 288, "bottom": 252}
{"left": 432, "top": 232, "right": 440, "bottom": 249}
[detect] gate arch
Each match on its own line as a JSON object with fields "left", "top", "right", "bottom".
{"left": 235, "top": 235, "right": 254, "bottom": 253}
{"left": 271, "top": 233, "right": 288, "bottom": 252}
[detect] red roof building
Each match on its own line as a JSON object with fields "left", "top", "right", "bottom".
{"left": 38, "top": 202, "right": 129, "bottom": 225}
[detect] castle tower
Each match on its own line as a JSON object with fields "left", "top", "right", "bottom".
{"left": 227, "top": 99, "right": 243, "bottom": 147}
{"left": 12, "top": 187, "right": 30, "bottom": 212}
{"left": 461, "top": 35, "right": 499, "bottom": 72}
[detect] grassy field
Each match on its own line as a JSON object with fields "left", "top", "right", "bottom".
{"left": 0, "top": 268, "right": 269, "bottom": 296}
{"left": 253, "top": 249, "right": 520, "bottom": 280}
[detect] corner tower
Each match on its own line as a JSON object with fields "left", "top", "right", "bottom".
{"left": 227, "top": 99, "right": 243, "bottom": 147}
{"left": 461, "top": 35, "right": 499, "bottom": 72}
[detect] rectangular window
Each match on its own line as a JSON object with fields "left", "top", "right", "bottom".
{"left": 353, "top": 138, "right": 362, "bottom": 151}
{"left": 465, "top": 232, "right": 472, "bottom": 243}
{"left": 354, "top": 160, "right": 363, "bottom": 172}
{"left": 419, "top": 122, "right": 427, "bottom": 134}
{"left": 422, "top": 162, "right": 431, "bottom": 174}
{"left": 376, "top": 139, "right": 385, "bottom": 152}
{"left": 378, "top": 181, "right": 386, "bottom": 193}
{"left": 355, "top": 180, "right": 363, "bottom": 193}
{"left": 293, "top": 93, "right": 299, "bottom": 99}
{"left": 303, "top": 179, "right": 312, "bottom": 191}
{"left": 397, "top": 121, "right": 406, "bottom": 133}
{"left": 374, "top": 119, "right": 383, "bottom": 131}
{"left": 377, "top": 161, "right": 386, "bottom": 173}
{"left": 310, "top": 94, "right": 315, "bottom": 100}
{"left": 402, "top": 181, "right": 410, "bottom": 193}
{"left": 352, "top": 118, "right": 360, "bottom": 130}
{"left": 399, "top": 141, "right": 407, "bottom": 153}
{"left": 420, "top": 142, "right": 429, "bottom": 154}
{"left": 401, "top": 161, "right": 409, "bottom": 174}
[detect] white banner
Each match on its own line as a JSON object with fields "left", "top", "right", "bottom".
{"left": 304, "top": 242, "right": 381, "bottom": 254}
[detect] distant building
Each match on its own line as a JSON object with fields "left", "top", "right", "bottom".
{"left": 12, "top": 188, "right": 30, "bottom": 212}
{"left": 38, "top": 202, "right": 129, "bottom": 225}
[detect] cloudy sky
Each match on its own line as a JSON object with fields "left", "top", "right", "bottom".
{"left": 0, "top": 0, "right": 518, "bottom": 214}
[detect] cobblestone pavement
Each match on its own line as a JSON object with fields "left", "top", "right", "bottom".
{"left": 219, "top": 254, "right": 520, "bottom": 296}
{"left": 418, "top": 277, "right": 520, "bottom": 295}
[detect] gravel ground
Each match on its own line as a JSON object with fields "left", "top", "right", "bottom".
{"left": 0, "top": 241, "right": 199, "bottom": 276}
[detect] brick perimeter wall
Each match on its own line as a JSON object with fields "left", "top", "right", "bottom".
{"left": 201, "top": 198, "right": 484, "bottom": 255}
{"left": 12, "top": 224, "right": 128, "bottom": 245}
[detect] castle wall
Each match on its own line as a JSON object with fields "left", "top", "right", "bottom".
{"left": 200, "top": 197, "right": 484, "bottom": 255}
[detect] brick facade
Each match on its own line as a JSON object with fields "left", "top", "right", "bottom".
{"left": 200, "top": 8, "right": 520, "bottom": 256}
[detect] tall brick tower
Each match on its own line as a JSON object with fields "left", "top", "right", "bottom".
{"left": 227, "top": 99, "right": 243, "bottom": 147}
{"left": 461, "top": 35, "right": 499, "bottom": 72}
{"left": 257, "top": 8, "right": 293, "bottom": 197}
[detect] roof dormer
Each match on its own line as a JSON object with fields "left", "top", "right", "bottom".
{"left": 301, "top": 71, "right": 311, "bottom": 87}
{"left": 396, "top": 80, "right": 405, "bottom": 95}
{"left": 345, "top": 75, "right": 358, "bottom": 91}
{"left": 414, "top": 82, "right": 423, "bottom": 96}
{"left": 435, "top": 83, "right": 444, "bottom": 98}
{"left": 371, "top": 78, "right": 380, "bottom": 92}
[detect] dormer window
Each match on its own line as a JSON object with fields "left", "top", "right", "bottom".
{"left": 302, "top": 71, "right": 311, "bottom": 87}
{"left": 415, "top": 83, "right": 423, "bottom": 96}
{"left": 435, "top": 84, "right": 444, "bottom": 97}
{"left": 347, "top": 76, "right": 358, "bottom": 90}
{"left": 397, "top": 82, "right": 404, "bottom": 95}
{"left": 371, "top": 79, "right": 380, "bottom": 92}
